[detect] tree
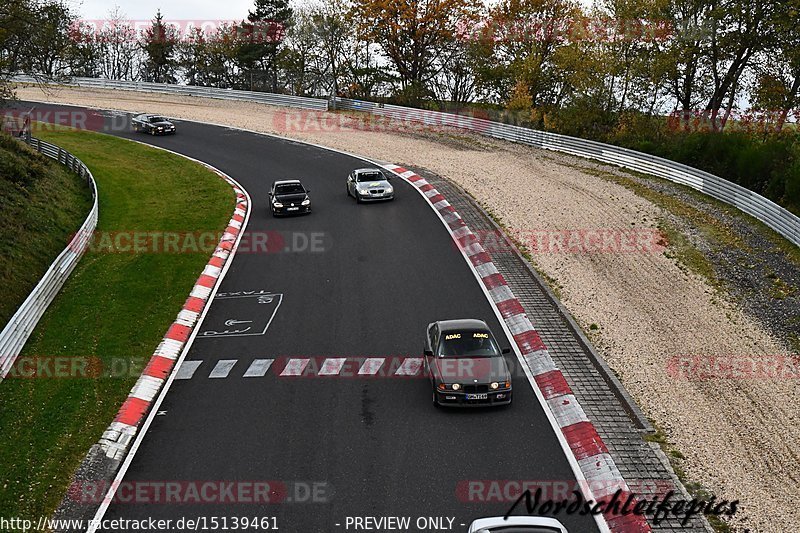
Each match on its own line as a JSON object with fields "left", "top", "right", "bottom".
{"left": 1, "top": 0, "right": 76, "bottom": 102}
{"left": 659, "top": 0, "right": 714, "bottom": 117}
{"left": 431, "top": 37, "right": 479, "bottom": 105}
{"left": 279, "top": 7, "right": 327, "bottom": 95}
{"left": 141, "top": 10, "right": 178, "bottom": 83}
{"left": 309, "top": 0, "right": 352, "bottom": 97}
{"left": 64, "top": 20, "right": 103, "bottom": 77}
{"left": 751, "top": 0, "right": 800, "bottom": 131}
{"left": 179, "top": 24, "right": 243, "bottom": 88}
{"left": 96, "top": 7, "right": 140, "bottom": 80}
{"left": 470, "top": 0, "right": 582, "bottom": 107}
{"left": 702, "top": 0, "right": 782, "bottom": 129}
{"left": 239, "top": 0, "right": 294, "bottom": 91}
{"left": 28, "top": 1, "right": 74, "bottom": 77}
{"left": 352, "top": 0, "right": 482, "bottom": 102}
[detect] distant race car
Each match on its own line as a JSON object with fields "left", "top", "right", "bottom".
{"left": 468, "top": 516, "right": 568, "bottom": 533}
{"left": 424, "top": 319, "right": 512, "bottom": 407}
{"left": 131, "top": 114, "right": 176, "bottom": 135}
{"left": 346, "top": 168, "right": 394, "bottom": 202}
{"left": 269, "top": 179, "right": 311, "bottom": 216}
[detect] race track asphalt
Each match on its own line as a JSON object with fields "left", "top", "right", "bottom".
{"left": 18, "top": 102, "right": 601, "bottom": 533}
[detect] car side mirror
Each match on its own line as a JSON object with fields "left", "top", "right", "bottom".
{"left": 268, "top": 192, "right": 273, "bottom": 196}
{"left": 424, "top": 349, "right": 433, "bottom": 357}
{"left": 502, "top": 347, "right": 511, "bottom": 354}
{"left": 305, "top": 189, "right": 311, "bottom": 193}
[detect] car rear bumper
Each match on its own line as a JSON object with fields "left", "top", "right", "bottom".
{"left": 434, "top": 389, "right": 512, "bottom": 407}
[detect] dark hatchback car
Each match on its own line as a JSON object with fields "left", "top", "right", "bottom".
{"left": 269, "top": 179, "right": 311, "bottom": 216}
{"left": 424, "top": 319, "right": 513, "bottom": 407}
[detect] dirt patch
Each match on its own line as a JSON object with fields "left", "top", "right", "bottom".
{"left": 17, "top": 85, "right": 800, "bottom": 532}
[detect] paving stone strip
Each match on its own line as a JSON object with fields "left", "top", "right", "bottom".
{"left": 414, "top": 166, "right": 712, "bottom": 533}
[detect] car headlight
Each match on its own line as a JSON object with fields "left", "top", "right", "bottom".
{"left": 359, "top": 189, "right": 371, "bottom": 195}
{"left": 385, "top": 187, "right": 393, "bottom": 194}
{"left": 301, "top": 198, "right": 310, "bottom": 206}
{"left": 490, "top": 382, "right": 499, "bottom": 390}
{"left": 451, "top": 383, "right": 461, "bottom": 391}
{"left": 491, "top": 381, "right": 511, "bottom": 390}
{"left": 273, "top": 202, "right": 284, "bottom": 208}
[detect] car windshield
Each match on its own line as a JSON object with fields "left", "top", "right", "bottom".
{"left": 149, "top": 116, "right": 167, "bottom": 123}
{"left": 357, "top": 172, "right": 385, "bottom": 182}
{"left": 438, "top": 331, "right": 500, "bottom": 357}
{"left": 275, "top": 183, "right": 305, "bottom": 195}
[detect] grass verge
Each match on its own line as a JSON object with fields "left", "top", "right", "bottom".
{"left": 0, "top": 127, "right": 233, "bottom": 519}
{"left": 0, "top": 134, "right": 93, "bottom": 325}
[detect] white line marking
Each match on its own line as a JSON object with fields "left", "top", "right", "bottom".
{"left": 197, "top": 294, "right": 283, "bottom": 338}
{"left": 174, "top": 360, "right": 202, "bottom": 380}
{"left": 382, "top": 165, "right": 612, "bottom": 533}
{"left": 394, "top": 358, "right": 422, "bottom": 376}
{"left": 64, "top": 109, "right": 607, "bottom": 533}
{"left": 243, "top": 359, "right": 274, "bottom": 377}
{"left": 209, "top": 359, "right": 237, "bottom": 378}
{"left": 358, "top": 358, "right": 384, "bottom": 375}
{"left": 87, "top": 149, "right": 252, "bottom": 533}
{"left": 280, "top": 358, "right": 309, "bottom": 376}
{"left": 318, "top": 358, "right": 347, "bottom": 375}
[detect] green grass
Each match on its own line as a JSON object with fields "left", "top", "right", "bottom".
{"left": 0, "top": 134, "right": 93, "bottom": 326}
{"left": 0, "top": 127, "right": 233, "bottom": 519}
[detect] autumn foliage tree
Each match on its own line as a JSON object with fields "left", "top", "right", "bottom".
{"left": 352, "top": 0, "right": 482, "bottom": 102}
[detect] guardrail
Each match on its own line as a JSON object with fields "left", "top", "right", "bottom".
{"left": 0, "top": 136, "right": 99, "bottom": 382}
{"left": 13, "top": 75, "right": 799, "bottom": 246}
{"left": 335, "top": 97, "right": 800, "bottom": 247}
{"left": 13, "top": 75, "right": 329, "bottom": 111}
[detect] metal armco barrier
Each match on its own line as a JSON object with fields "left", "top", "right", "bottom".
{"left": 0, "top": 137, "right": 98, "bottom": 382}
{"left": 14, "top": 75, "right": 328, "bottom": 110}
{"left": 334, "top": 97, "right": 800, "bottom": 247}
{"left": 13, "top": 76, "right": 799, "bottom": 246}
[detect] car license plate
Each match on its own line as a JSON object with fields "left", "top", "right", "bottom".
{"left": 287, "top": 207, "right": 299, "bottom": 211}
{"left": 466, "top": 393, "right": 488, "bottom": 400}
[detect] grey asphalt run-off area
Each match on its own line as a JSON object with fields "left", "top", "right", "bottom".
{"left": 19, "top": 102, "right": 707, "bottom": 532}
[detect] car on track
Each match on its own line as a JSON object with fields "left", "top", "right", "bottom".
{"left": 131, "top": 114, "right": 176, "bottom": 135}
{"left": 468, "top": 516, "right": 568, "bottom": 532}
{"left": 424, "top": 319, "right": 513, "bottom": 407}
{"left": 346, "top": 168, "right": 394, "bottom": 202}
{"left": 269, "top": 179, "right": 312, "bottom": 216}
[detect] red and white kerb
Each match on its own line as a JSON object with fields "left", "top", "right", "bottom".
{"left": 98, "top": 178, "right": 248, "bottom": 461}
{"left": 382, "top": 164, "right": 651, "bottom": 533}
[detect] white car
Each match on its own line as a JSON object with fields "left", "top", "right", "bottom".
{"left": 468, "top": 516, "right": 568, "bottom": 533}
{"left": 346, "top": 168, "right": 394, "bottom": 202}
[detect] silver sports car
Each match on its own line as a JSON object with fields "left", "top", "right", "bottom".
{"left": 346, "top": 168, "right": 394, "bottom": 202}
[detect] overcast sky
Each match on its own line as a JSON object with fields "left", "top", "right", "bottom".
{"left": 70, "top": 0, "right": 259, "bottom": 21}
